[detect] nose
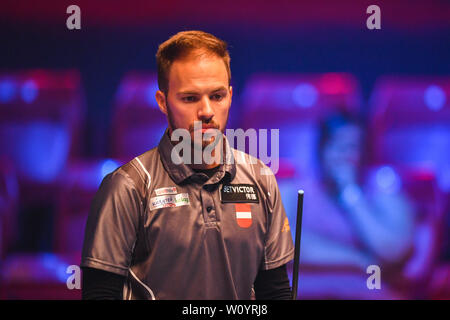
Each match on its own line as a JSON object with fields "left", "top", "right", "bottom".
{"left": 197, "top": 96, "right": 215, "bottom": 121}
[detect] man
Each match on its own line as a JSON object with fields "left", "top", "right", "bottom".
{"left": 81, "top": 30, "right": 294, "bottom": 300}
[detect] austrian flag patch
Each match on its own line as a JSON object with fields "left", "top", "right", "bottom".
{"left": 235, "top": 203, "right": 252, "bottom": 228}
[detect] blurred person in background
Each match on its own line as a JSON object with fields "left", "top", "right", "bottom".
{"left": 297, "top": 110, "right": 431, "bottom": 299}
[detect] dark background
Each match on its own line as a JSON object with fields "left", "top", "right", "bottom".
{"left": 1, "top": 0, "right": 448, "bottom": 157}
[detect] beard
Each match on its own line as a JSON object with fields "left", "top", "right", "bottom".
{"left": 165, "top": 100, "right": 223, "bottom": 150}
{"left": 188, "top": 121, "right": 221, "bottom": 150}
{"left": 165, "top": 99, "right": 233, "bottom": 167}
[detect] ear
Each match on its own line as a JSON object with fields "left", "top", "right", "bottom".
{"left": 155, "top": 90, "right": 168, "bottom": 115}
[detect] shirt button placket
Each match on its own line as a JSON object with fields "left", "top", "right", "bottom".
{"left": 201, "top": 185, "right": 217, "bottom": 224}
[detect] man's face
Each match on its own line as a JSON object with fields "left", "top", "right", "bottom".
{"left": 156, "top": 49, "right": 232, "bottom": 148}
{"left": 321, "top": 124, "right": 362, "bottom": 187}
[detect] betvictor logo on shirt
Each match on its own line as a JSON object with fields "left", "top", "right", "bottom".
{"left": 221, "top": 184, "right": 259, "bottom": 203}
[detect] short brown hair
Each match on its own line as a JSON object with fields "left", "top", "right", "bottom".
{"left": 156, "top": 30, "right": 231, "bottom": 94}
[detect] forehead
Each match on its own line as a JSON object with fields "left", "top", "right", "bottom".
{"left": 168, "top": 50, "right": 229, "bottom": 92}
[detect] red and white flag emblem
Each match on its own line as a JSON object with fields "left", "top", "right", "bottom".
{"left": 235, "top": 203, "right": 252, "bottom": 228}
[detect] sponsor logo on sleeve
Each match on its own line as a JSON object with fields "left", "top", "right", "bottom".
{"left": 155, "top": 186, "right": 178, "bottom": 196}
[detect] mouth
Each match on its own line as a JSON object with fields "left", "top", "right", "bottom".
{"left": 191, "top": 124, "right": 220, "bottom": 133}
{"left": 188, "top": 123, "right": 222, "bottom": 149}
{"left": 200, "top": 127, "right": 217, "bottom": 133}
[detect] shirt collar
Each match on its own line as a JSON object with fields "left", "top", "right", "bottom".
{"left": 157, "top": 128, "right": 236, "bottom": 185}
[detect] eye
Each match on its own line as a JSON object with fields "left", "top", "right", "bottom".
{"left": 211, "top": 93, "right": 224, "bottom": 101}
{"left": 182, "top": 96, "right": 197, "bottom": 103}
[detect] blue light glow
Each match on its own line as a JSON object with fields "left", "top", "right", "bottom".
{"left": 100, "top": 159, "right": 120, "bottom": 179}
{"left": 40, "top": 253, "right": 70, "bottom": 283}
{"left": 14, "top": 122, "right": 70, "bottom": 182}
{"left": 145, "top": 82, "right": 159, "bottom": 107}
{"left": 21, "top": 80, "right": 38, "bottom": 103}
{"left": 375, "top": 166, "right": 401, "bottom": 193}
{"left": 292, "top": 83, "right": 318, "bottom": 108}
{"left": 437, "top": 165, "right": 450, "bottom": 192}
{"left": 0, "top": 79, "right": 16, "bottom": 103}
{"left": 341, "top": 184, "right": 362, "bottom": 205}
{"left": 424, "top": 85, "right": 446, "bottom": 111}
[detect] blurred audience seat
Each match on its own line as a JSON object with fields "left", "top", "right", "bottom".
{"left": 0, "top": 70, "right": 86, "bottom": 299}
{"left": 0, "top": 69, "right": 85, "bottom": 185}
{"left": 111, "top": 72, "right": 167, "bottom": 161}
{"left": 0, "top": 69, "right": 86, "bottom": 215}
{"left": 368, "top": 76, "right": 450, "bottom": 193}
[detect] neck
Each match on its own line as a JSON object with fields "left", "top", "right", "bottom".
{"left": 189, "top": 162, "right": 220, "bottom": 170}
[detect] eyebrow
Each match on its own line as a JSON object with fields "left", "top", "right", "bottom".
{"left": 177, "top": 86, "right": 228, "bottom": 95}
